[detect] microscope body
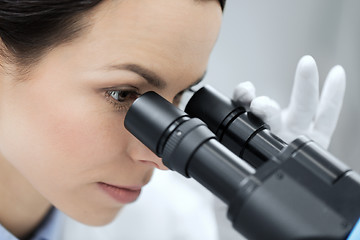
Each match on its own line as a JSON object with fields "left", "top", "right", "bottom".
{"left": 124, "top": 85, "right": 360, "bottom": 240}
{"left": 228, "top": 136, "right": 360, "bottom": 239}
{"left": 185, "top": 86, "right": 360, "bottom": 239}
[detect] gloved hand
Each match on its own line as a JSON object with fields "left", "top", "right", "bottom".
{"left": 232, "top": 55, "right": 346, "bottom": 149}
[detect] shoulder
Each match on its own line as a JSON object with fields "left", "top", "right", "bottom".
{"left": 31, "top": 208, "right": 66, "bottom": 240}
{"left": 0, "top": 223, "right": 19, "bottom": 240}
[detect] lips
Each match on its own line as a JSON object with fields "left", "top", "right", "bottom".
{"left": 98, "top": 182, "right": 142, "bottom": 204}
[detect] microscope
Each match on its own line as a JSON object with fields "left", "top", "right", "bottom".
{"left": 124, "top": 85, "right": 360, "bottom": 240}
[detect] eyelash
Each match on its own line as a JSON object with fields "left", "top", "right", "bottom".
{"left": 104, "top": 88, "right": 141, "bottom": 112}
{"left": 104, "top": 87, "right": 190, "bottom": 112}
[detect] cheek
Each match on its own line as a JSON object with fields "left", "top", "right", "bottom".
{"left": 0, "top": 82, "right": 128, "bottom": 187}
{"left": 0, "top": 79, "right": 155, "bottom": 224}
{"left": 35, "top": 106, "right": 125, "bottom": 165}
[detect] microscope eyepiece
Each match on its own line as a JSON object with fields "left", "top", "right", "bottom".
{"left": 124, "top": 91, "right": 255, "bottom": 203}
{"left": 124, "top": 91, "right": 188, "bottom": 156}
{"left": 124, "top": 87, "right": 360, "bottom": 240}
{"left": 185, "top": 85, "right": 286, "bottom": 168}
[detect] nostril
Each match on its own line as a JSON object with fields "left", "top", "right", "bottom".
{"left": 138, "top": 160, "right": 168, "bottom": 170}
{"left": 139, "top": 160, "right": 160, "bottom": 169}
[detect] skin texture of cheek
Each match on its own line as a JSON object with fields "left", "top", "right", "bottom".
{"left": 0, "top": 73, "right": 154, "bottom": 225}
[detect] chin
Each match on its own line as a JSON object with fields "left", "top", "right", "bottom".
{"left": 84, "top": 216, "right": 117, "bottom": 226}
{"left": 69, "top": 206, "right": 123, "bottom": 226}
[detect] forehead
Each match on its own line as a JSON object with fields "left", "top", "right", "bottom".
{"left": 80, "top": 0, "right": 222, "bottom": 80}
{"left": 94, "top": 0, "right": 222, "bottom": 37}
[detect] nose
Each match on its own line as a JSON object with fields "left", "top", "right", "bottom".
{"left": 124, "top": 92, "right": 181, "bottom": 171}
{"left": 126, "top": 134, "right": 168, "bottom": 170}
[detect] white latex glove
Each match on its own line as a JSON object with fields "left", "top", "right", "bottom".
{"left": 232, "top": 55, "right": 346, "bottom": 149}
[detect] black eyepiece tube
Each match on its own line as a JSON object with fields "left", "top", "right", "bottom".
{"left": 124, "top": 91, "right": 255, "bottom": 204}
{"left": 185, "top": 85, "right": 287, "bottom": 168}
{"left": 123, "top": 92, "right": 188, "bottom": 156}
{"left": 124, "top": 89, "right": 360, "bottom": 240}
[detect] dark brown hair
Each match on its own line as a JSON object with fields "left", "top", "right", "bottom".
{"left": 0, "top": 1, "right": 103, "bottom": 66}
{"left": 0, "top": 0, "right": 225, "bottom": 67}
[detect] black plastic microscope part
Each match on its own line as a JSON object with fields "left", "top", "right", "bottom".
{"left": 124, "top": 88, "right": 360, "bottom": 239}
{"left": 185, "top": 85, "right": 286, "bottom": 168}
{"left": 124, "top": 91, "right": 255, "bottom": 204}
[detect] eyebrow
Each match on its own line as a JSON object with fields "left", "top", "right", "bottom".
{"left": 106, "top": 63, "right": 167, "bottom": 89}
{"left": 105, "top": 63, "right": 206, "bottom": 90}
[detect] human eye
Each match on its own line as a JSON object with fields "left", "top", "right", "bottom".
{"left": 104, "top": 87, "right": 140, "bottom": 112}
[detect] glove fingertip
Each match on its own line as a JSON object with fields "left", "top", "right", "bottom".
{"left": 251, "top": 96, "right": 281, "bottom": 110}
{"left": 250, "top": 96, "right": 281, "bottom": 119}
{"left": 327, "top": 65, "right": 346, "bottom": 88}
{"left": 296, "top": 55, "right": 318, "bottom": 79}
{"left": 233, "top": 81, "right": 256, "bottom": 105}
{"left": 250, "top": 97, "right": 283, "bottom": 133}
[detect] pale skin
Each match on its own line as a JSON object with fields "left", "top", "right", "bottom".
{"left": 0, "top": 0, "right": 222, "bottom": 238}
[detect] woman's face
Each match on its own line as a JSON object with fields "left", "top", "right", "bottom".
{"left": 0, "top": 0, "right": 222, "bottom": 225}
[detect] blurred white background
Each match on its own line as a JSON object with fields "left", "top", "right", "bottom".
{"left": 205, "top": 0, "right": 359, "bottom": 171}
{"left": 203, "top": 1, "right": 360, "bottom": 239}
